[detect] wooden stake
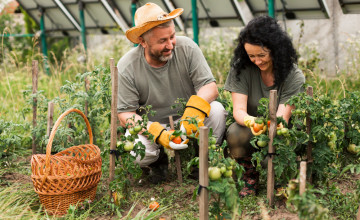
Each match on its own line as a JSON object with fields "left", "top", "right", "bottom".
{"left": 32, "top": 60, "right": 38, "bottom": 155}
{"left": 45, "top": 102, "right": 54, "bottom": 154}
{"left": 199, "top": 126, "right": 209, "bottom": 220}
{"left": 169, "top": 116, "right": 183, "bottom": 183}
{"left": 299, "top": 161, "right": 307, "bottom": 195}
{"left": 109, "top": 58, "right": 118, "bottom": 186}
{"left": 306, "top": 86, "right": 313, "bottom": 183}
{"left": 267, "top": 90, "right": 277, "bottom": 207}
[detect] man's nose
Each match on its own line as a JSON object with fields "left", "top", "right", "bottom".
{"left": 165, "top": 39, "right": 174, "bottom": 50}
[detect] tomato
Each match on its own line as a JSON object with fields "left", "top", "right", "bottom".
{"left": 227, "top": 165, "right": 233, "bottom": 170}
{"left": 134, "top": 125, "right": 142, "bottom": 132}
{"left": 210, "top": 144, "right": 217, "bottom": 150}
{"left": 209, "top": 137, "right": 217, "bottom": 145}
{"left": 277, "top": 129, "right": 282, "bottom": 136}
{"left": 224, "top": 170, "right": 233, "bottom": 178}
{"left": 281, "top": 128, "right": 289, "bottom": 136}
{"left": 124, "top": 141, "right": 134, "bottom": 151}
{"left": 220, "top": 166, "right": 227, "bottom": 174}
{"left": 267, "top": 120, "right": 271, "bottom": 128}
{"left": 149, "top": 201, "right": 160, "bottom": 211}
{"left": 347, "top": 144, "right": 359, "bottom": 154}
{"left": 172, "top": 136, "right": 182, "bottom": 144}
{"left": 129, "top": 127, "right": 136, "bottom": 135}
{"left": 253, "top": 122, "right": 264, "bottom": 133}
{"left": 208, "top": 167, "right": 221, "bottom": 181}
{"left": 257, "top": 140, "right": 268, "bottom": 147}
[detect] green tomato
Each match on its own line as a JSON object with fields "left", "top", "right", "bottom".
{"left": 226, "top": 165, "right": 233, "bottom": 170}
{"left": 347, "top": 144, "right": 359, "bottom": 154}
{"left": 295, "top": 109, "right": 302, "bottom": 115}
{"left": 277, "top": 129, "right": 282, "bottom": 136}
{"left": 210, "top": 144, "right": 216, "bottom": 150}
{"left": 229, "top": 160, "right": 235, "bottom": 166}
{"left": 220, "top": 166, "right": 227, "bottom": 174}
{"left": 224, "top": 170, "right": 233, "bottom": 177}
{"left": 129, "top": 127, "right": 136, "bottom": 135}
{"left": 134, "top": 125, "right": 142, "bottom": 132}
{"left": 116, "top": 141, "right": 122, "bottom": 147}
{"left": 209, "top": 137, "right": 217, "bottom": 145}
{"left": 208, "top": 167, "right": 221, "bottom": 181}
{"left": 281, "top": 128, "right": 289, "bottom": 136}
{"left": 257, "top": 140, "right": 268, "bottom": 148}
{"left": 124, "top": 141, "right": 134, "bottom": 152}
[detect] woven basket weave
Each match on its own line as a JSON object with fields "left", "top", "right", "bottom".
{"left": 31, "top": 109, "right": 102, "bottom": 216}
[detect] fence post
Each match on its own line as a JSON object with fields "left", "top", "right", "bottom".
{"left": 169, "top": 116, "right": 183, "bottom": 183}
{"left": 306, "top": 86, "right": 313, "bottom": 183}
{"left": 109, "top": 58, "right": 118, "bottom": 187}
{"left": 299, "top": 161, "right": 307, "bottom": 195}
{"left": 32, "top": 60, "right": 38, "bottom": 155}
{"left": 267, "top": 90, "right": 277, "bottom": 207}
{"left": 45, "top": 102, "right": 54, "bottom": 154}
{"left": 199, "top": 126, "right": 209, "bottom": 220}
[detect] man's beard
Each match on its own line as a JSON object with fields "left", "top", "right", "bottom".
{"left": 149, "top": 49, "right": 173, "bottom": 62}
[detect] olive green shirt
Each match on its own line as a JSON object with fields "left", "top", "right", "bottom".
{"left": 224, "top": 64, "right": 305, "bottom": 116}
{"left": 117, "top": 36, "right": 215, "bottom": 123}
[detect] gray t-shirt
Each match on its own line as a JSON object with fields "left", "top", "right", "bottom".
{"left": 117, "top": 36, "right": 215, "bottom": 123}
{"left": 224, "top": 64, "right": 305, "bottom": 116}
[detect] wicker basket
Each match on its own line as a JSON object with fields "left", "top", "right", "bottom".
{"left": 31, "top": 109, "right": 102, "bottom": 216}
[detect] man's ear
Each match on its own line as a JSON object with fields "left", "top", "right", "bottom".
{"left": 138, "top": 37, "right": 147, "bottom": 48}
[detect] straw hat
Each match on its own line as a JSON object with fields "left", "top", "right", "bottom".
{"left": 125, "top": 3, "right": 183, "bottom": 44}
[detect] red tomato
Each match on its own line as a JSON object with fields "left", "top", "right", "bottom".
{"left": 172, "top": 136, "right": 182, "bottom": 144}
{"left": 253, "top": 123, "right": 264, "bottom": 133}
{"left": 149, "top": 201, "right": 160, "bottom": 211}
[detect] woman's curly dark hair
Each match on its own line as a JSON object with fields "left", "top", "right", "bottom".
{"left": 231, "top": 16, "right": 297, "bottom": 87}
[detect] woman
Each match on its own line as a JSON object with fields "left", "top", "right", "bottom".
{"left": 224, "top": 16, "right": 305, "bottom": 196}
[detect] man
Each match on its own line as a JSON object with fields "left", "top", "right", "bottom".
{"left": 117, "top": 3, "right": 227, "bottom": 184}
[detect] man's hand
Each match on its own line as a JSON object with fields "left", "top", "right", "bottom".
{"left": 180, "top": 95, "right": 211, "bottom": 136}
{"left": 148, "top": 122, "right": 189, "bottom": 150}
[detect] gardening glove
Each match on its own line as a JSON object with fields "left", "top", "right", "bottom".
{"left": 180, "top": 95, "right": 211, "bottom": 137}
{"left": 148, "top": 122, "right": 189, "bottom": 150}
{"left": 244, "top": 115, "right": 256, "bottom": 128}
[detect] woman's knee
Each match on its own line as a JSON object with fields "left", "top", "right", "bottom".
{"left": 226, "top": 122, "right": 254, "bottom": 158}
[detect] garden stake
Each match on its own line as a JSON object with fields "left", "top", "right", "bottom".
{"left": 299, "top": 161, "right": 307, "bottom": 195}
{"left": 169, "top": 116, "right": 183, "bottom": 183}
{"left": 109, "top": 58, "right": 118, "bottom": 196}
{"left": 45, "top": 102, "right": 54, "bottom": 154}
{"left": 32, "top": 60, "right": 38, "bottom": 155}
{"left": 199, "top": 126, "right": 209, "bottom": 220}
{"left": 267, "top": 90, "right": 277, "bottom": 207}
{"left": 306, "top": 86, "right": 313, "bottom": 183}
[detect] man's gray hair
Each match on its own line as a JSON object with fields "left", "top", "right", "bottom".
{"left": 141, "top": 20, "right": 174, "bottom": 40}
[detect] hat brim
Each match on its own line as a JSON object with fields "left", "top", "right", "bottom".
{"left": 126, "top": 8, "right": 183, "bottom": 44}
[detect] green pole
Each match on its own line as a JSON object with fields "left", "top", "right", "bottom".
{"left": 191, "top": 0, "right": 199, "bottom": 45}
{"left": 79, "top": 2, "right": 87, "bottom": 51}
{"left": 1, "top": 33, "right": 35, "bottom": 37}
{"left": 40, "top": 8, "right": 50, "bottom": 75}
{"left": 268, "top": 0, "right": 275, "bottom": 18}
{"left": 131, "top": 0, "right": 137, "bottom": 47}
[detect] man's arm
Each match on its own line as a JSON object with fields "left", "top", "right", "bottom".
{"left": 196, "top": 82, "right": 219, "bottom": 103}
{"left": 118, "top": 111, "right": 143, "bottom": 128}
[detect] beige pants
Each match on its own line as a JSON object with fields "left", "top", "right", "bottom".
{"left": 126, "top": 101, "right": 227, "bottom": 167}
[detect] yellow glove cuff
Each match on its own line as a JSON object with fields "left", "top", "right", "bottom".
{"left": 185, "top": 95, "right": 211, "bottom": 117}
{"left": 148, "top": 122, "right": 173, "bottom": 149}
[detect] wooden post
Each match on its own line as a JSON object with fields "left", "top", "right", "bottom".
{"left": 306, "top": 86, "right": 313, "bottom": 183}
{"left": 169, "top": 116, "right": 183, "bottom": 183}
{"left": 267, "top": 90, "right": 277, "bottom": 207}
{"left": 109, "top": 58, "right": 118, "bottom": 186}
{"left": 32, "top": 60, "right": 38, "bottom": 155}
{"left": 45, "top": 102, "right": 54, "bottom": 153}
{"left": 84, "top": 77, "right": 90, "bottom": 117}
{"left": 199, "top": 126, "right": 209, "bottom": 220}
{"left": 299, "top": 161, "right": 307, "bottom": 195}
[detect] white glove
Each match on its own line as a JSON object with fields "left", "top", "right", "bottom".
{"left": 169, "top": 125, "right": 189, "bottom": 150}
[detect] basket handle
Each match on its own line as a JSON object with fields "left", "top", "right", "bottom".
{"left": 43, "top": 108, "right": 93, "bottom": 176}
